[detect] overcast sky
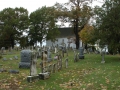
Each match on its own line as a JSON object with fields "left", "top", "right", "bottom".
{"left": 0, "top": 0, "right": 103, "bottom": 14}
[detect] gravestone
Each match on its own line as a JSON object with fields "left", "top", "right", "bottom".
{"left": 27, "top": 51, "right": 38, "bottom": 82}
{"left": 79, "top": 47, "right": 84, "bottom": 59}
{"left": 42, "top": 50, "right": 48, "bottom": 72}
{"left": 2, "top": 57, "right": 7, "bottom": 61}
{"left": 1, "top": 47, "right": 5, "bottom": 54}
{"left": 13, "top": 56, "right": 18, "bottom": 60}
{"left": 101, "top": 50, "right": 105, "bottom": 63}
{"left": 52, "top": 63, "right": 56, "bottom": 73}
{"left": 73, "top": 49, "right": 79, "bottom": 62}
{"left": 47, "top": 49, "right": 52, "bottom": 62}
{"left": 19, "top": 50, "right": 32, "bottom": 68}
{"left": 65, "top": 58, "right": 68, "bottom": 68}
{"left": 54, "top": 46, "right": 57, "bottom": 54}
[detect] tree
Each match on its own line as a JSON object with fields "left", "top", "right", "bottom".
{"left": 29, "top": 6, "right": 60, "bottom": 46}
{"left": 0, "top": 7, "right": 29, "bottom": 48}
{"left": 79, "top": 24, "right": 95, "bottom": 44}
{"left": 93, "top": 0, "right": 120, "bottom": 54}
{"left": 54, "top": 0, "right": 93, "bottom": 49}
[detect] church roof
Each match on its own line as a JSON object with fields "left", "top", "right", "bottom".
{"left": 57, "top": 27, "right": 75, "bottom": 38}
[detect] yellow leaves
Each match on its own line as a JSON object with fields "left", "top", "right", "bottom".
{"left": 79, "top": 24, "right": 94, "bottom": 43}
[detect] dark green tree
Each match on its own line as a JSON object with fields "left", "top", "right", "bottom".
{"left": 29, "top": 6, "right": 60, "bottom": 46}
{"left": 94, "top": 0, "right": 120, "bottom": 54}
{"left": 0, "top": 7, "right": 29, "bottom": 48}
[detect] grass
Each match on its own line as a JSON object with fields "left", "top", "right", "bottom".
{"left": 0, "top": 50, "right": 120, "bottom": 90}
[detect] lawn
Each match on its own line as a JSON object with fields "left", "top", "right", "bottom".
{"left": 0, "top": 50, "right": 120, "bottom": 90}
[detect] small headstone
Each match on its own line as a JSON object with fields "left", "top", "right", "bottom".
{"left": 101, "top": 50, "right": 105, "bottom": 63}
{"left": 13, "top": 56, "right": 18, "bottom": 60}
{"left": 9, "top": 58, "right": 13, "bottom": 60}
{"left": 9, "top": 69, "right": 19, "bottom": 74}
{"left": 19, "top": 50, "right": 32, "bottom": 68}
{"left": 47, "top": 49, "right": 52, "bottom": 62}
{"left": 0, "top": 68, "right": 7, "bottom": 72}
{"left": 2, "top": 57, "right": 7, "bottom": 61}
{"left": 65, "top": 58, "right": 68, "bottom": 68}
{"left": 38, "top": 72, "right": 50, "bottom": 80}
{"left": 79, "top": 47, "right": 84, "bottom": 59}
{"left": 52, "top": 63, "right": 56, "bottom": 73}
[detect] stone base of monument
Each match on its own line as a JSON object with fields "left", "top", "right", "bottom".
{"left": 101, "top": 61, "right": 105, "bottom": 63}
{"left": 79, "top": 55, "right": 84, "bottom": 59}
{"left": 38, "top": 72, "right": 50, "bottom": 80}
{"left": 27, "top": 75, "right": 39, "bottom": 82}
{"left": 19, "top": 62, "right": 30, "bottom": 68}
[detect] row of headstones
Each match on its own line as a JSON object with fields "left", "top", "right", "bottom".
{"left": 2, "top": 56, "right": 18, "bottom": 61}
{"left": 22, "top": 49, "right": 69, "bottom": 82}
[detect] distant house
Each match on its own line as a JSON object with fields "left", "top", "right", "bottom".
{"left": 46, "top": 27, "right": 82, "bottom": 48}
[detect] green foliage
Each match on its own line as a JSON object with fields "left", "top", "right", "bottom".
{"left": 93, "top": 0, "right": 120, "bottom": 54}
{"left": 29, "top": 6, "right": 60, "bottom": 46}
{"left": 0, "top": 7, "right": 29, "bottom": 48}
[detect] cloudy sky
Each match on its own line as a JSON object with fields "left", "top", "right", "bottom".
{"left": 0, "top": 0, "right": 68, "bottom": 14}
{"left": 0, "top": 0, "right": 103, "bottom": 14}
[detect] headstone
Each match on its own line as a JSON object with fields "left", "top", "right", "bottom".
{"left": 47, "top": 64, "right": 52, "bottom": 73}
{"left": 2, "top": 57, "right": 7, "bottom": 61}
{"left": 1, "top": 47, "right": 5, "bottom": 54}
{"left": 54, "top": 47, "right": 57, "bottom": 54}
{"left": 79, "top": 47, "right": 84, "bottom": 59}
{"left": 47, "top": 49, "right": 52, "bottom": 62}
{"left": 65, "top": 58, "right": 68, "bottom": 68}
{"left": 30, "top": 52, "right": 37, "bottom": 76}
{"left": 9, "top": 69, "right": 19, "bottom": 74}
{"left": 9, "top": 58, "right": 13, "bottom": 60}
{"left": 101, "top": 50, "right": 105, "bottom": 63}
{"left": 40, "top": 62, "right": 43, "bottom": 73}
{"left": 19, "top": 50, "right": 32, "bottom": 68}
{"left": 42, "top": 51, "right": 48, "bottom": 72}
{"left": 27, "top": 51, "right": 38, "bottom": 82}
{"left": 73, "top": 50, "right": 79, "bottom": 62}
{"left": 13, "top": 56, "right": 18, "bottom": 60}
{"left": 38, "top": 72, "right": 50, "bottom": 80}
{"left": 52, "top": 63, "right": 56, "bottom": 73}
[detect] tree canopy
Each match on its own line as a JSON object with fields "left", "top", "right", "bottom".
{"left": 28, "top": 6, "right": 60, "bottom": 46}
{"left": 93, "top": 0, "right": 120, "bottom": 54}
{"left": 0, "top": 7, "right": 29, "bottom": 48}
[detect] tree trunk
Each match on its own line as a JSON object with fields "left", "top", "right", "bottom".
{"left": 11, "top": 37, "right": 14, "bottom": 48}
{"left": 74, "top": 19, "right": 79, "bottom": 49}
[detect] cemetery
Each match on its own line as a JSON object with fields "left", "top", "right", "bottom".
{"left": 0, "top": 46, "right": 120, "bottom": 90}
{"left": 0, "top": 0, "right": 120, "bottom": 90}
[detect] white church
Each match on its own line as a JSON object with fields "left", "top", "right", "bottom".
{"left": 46, "top": 27, "right": 83, "bottom": 48}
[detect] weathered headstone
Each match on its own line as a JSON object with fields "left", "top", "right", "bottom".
{"left": 79, "top": 47, "right": 84, "bottom": 59}
{"left": 27, "top": 51, "right": 38, "bottom": 82}
{"left": 2, "top": 57, "right": 7, "bottom": 61}
{"left": 13, "top": 56, "right": 18, "bottom": 60}
{"left": 73, "top": 50, "right": 79, "bottom": 62}
{"left": 47, "top": 49, "right": 52, "bottom": 62}
{"left": 19, "top": 50, "right": 32, "bottom": 68}
{"left": 101, "top": 50, "right": 105, "bottom": 63}
{"left": 65, "top": 58, "right": 68, "bottom": 68}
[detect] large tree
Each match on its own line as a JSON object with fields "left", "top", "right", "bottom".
{"left": 29, "top": 6, "right": 60, "bottom": 46}
{"left": 0, "top": 7, "right": 29, "bottom": 48}
{"left": 54, "top": 0, "right": 93, "bottom": 49}
{"left": 94, "top": 0, "right": 120, "bottom": 54}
